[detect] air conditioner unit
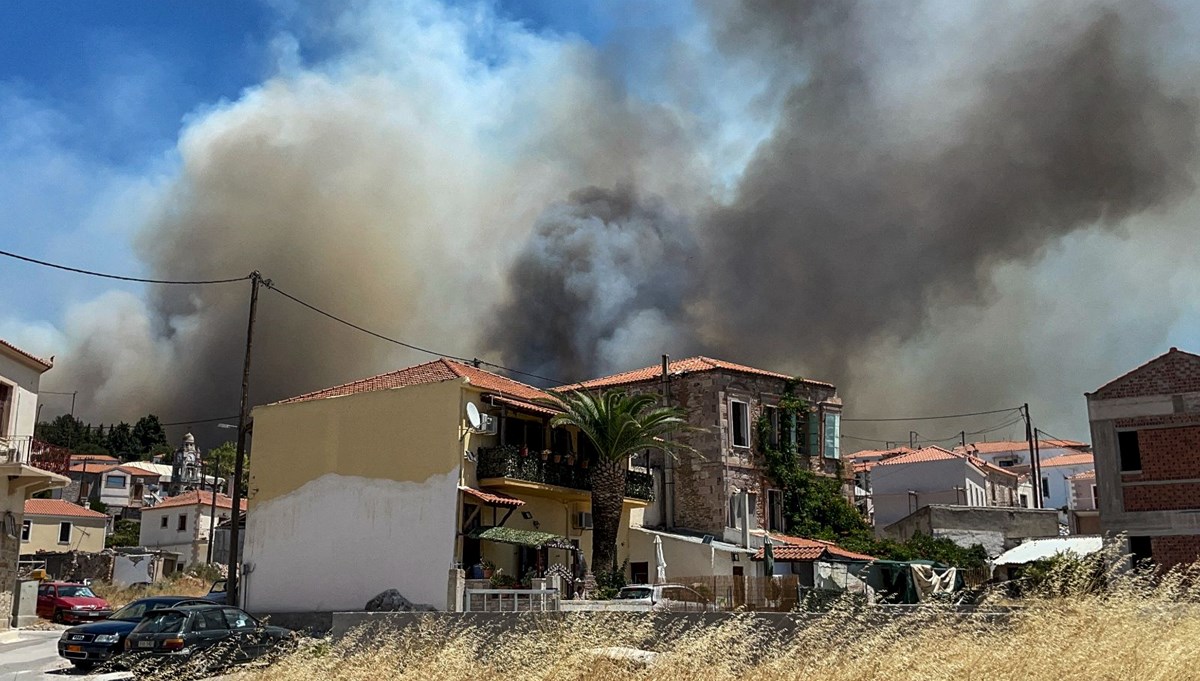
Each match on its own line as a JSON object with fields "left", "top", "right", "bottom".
{"left": 477, "top": 413, "right": 498, "bottom": 435}
{"left": 573, "top": 511, "right": 593, "bottom": 530}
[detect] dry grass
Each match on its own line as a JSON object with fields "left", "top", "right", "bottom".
{"left": 236, "top": 557, "right": 1200, "bottom": 681}
{"left": 91, "top": 575, "right": 210, "bottom": 608}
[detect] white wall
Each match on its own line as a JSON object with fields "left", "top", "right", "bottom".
{"left": 0, "top": 352, "right": 43, "bottom": 443}
{"left": 244, "top": 469, "right": 460, "bottom": 613}
{"left": 1042, "top": 463, "right": 1094, "bottom": 515}
{"left": 140, "top": 503, "right": 232, "bottom": 565}
{"left": 626, "top": 529, "right": 753, "bottom": 581}
{"left": 870, "top": 459, "right": 971, "bottom": 530}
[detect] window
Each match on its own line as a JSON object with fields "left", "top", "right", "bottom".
{"left": 177, "top": 514, "right": 188, "bottom": 532}
{"left": 1129, "top": 536, "right": 1154, "bottom": 569}
{"left": 79, "top": 482, "right": 91, "bottom": 498}
{"left": 767, "top": 489, "right": 784, "bottom": 531}
{"left": 21, "top": 520, "right": 31, "bottom": 541}
{"left": 630, "top": 561, "right": 649, "bottom": 584}
{"left": 823, "top": 412, "right": 841, "bottom": 459}
{"left": 764, "top": 407, "right": 780, "bottom": 448}
{"left": 195, "top": 609, "right": 229, "bottom": 632}
{"left": 1091, "top": 484, "right": 1099, "bottom": 507}
{"left": 730, "top": 400, "right": 750, "bottom": 448}
{"left": 222, "top": 608, "right": 256, "bottom": 630}
{"left": 728, "top": 495, "right": 739, "bottom": 528}
{"left": 160, "top": 515, "right": 168, "bottom": 529}
{"left": 1019, "top": 493, "right": 1029, "bottom": 508}
{"left": 58, "top": 521, "right": 72, "bottom": 544}
{"left": 1118, "top": 431, "right": 1141, "bottom": 472}
{"left": 746, "top": 493, "right": 758, "bottom": 529}
{"left": 105, "top": 475, "right": 126, "bottom": 489}
{"left": 1041, "top": 477, "right": 1050, "bottom": 498}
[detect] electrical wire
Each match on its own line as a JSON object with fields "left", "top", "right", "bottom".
{"left": 262, "top": 281, "right": 570, "bottom": 386}
{"left": 0, "top": 248, "right": 251, "bottom": 285}
{"left": 842, "top": 406, "right": 1020, "bottom": 422}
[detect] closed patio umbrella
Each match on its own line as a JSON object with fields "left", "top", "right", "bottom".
{"left": 654, "top": 535, "right": 668, "bottom": 583}
{"left": 763, "top": 536, "right": 775, "bottom": 577}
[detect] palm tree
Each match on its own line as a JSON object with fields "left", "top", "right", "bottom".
{"left": 545, "top": 389, "right": 693, "bottom": 576}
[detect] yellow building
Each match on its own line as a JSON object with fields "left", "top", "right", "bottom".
{"left": 20, "top": 499, "right": 107, "bottom": 554}
{"left": 244, "top": 358, "right": 651, "bottom": 613}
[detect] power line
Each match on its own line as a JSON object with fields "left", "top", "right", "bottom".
{"left": 842, "top": 406, "right": 1020, "bottom": 423}
{"left": 0, "top": 247, "right": 251, "bottom": 285}
{"left": 262, "top": 281, "right": 570, "bottom": 386}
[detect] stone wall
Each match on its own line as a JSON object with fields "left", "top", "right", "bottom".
{"left": 22, "top": 550, "right": 115, "bottom": 583}
{"left": 1151, "top": 535, "right": 1200, "bottom": 570}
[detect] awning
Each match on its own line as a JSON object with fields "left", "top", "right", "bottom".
{"left": 469, "top": 526, "right": 576, "bottom": 550}
{"left": 459, "top": 485, "right": 525, "bottom": 507}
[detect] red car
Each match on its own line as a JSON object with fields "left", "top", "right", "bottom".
{"left": 36, "top": 582, "right": 113, "bottom": 624}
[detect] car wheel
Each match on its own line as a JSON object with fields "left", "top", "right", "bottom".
{"left": 52, "top": 609, "right": 65, "bottom": 624}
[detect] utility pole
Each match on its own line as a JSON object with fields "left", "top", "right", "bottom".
{"left": 1023, "top": 403, "right": 1041, "bottom": 508}
{"left": 960, "top": 431, "right": 966, "bottom": 448}
{"left": 227, "top": 271, "right": 263, "bottom": 609}
{"left": 1034, "top": 428, "right": 1045, "bottom": 511}
{"left": 206, "top": 457, "right": 220, "bottom": 564}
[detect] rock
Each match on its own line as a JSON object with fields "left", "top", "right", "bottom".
{"left": 365, "top": 589, "right": 415, "bottom": 612}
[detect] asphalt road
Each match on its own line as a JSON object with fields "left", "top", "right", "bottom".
{"left": 0, "top": 631, "right": 130, "bottom": 681}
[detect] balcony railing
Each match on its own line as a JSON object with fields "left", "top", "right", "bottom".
{"left": 477, "top": 445, "right": 654, "bottom": 502}
{"left": 1, "top": 436, "right": 72, "bottom": 475}
{"left": 1, "top": 435, "right": 33, "bottom": 464}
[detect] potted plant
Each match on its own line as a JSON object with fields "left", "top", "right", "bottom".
{"left": 480, "top": 559, "right": 495, "bottom": 579}
{"left": 541, "top": 449, "right": 550, "bottom": 461}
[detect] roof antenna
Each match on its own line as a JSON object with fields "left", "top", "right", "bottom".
{"left": 472, "top": 358, "right": 481, "bottom": 368}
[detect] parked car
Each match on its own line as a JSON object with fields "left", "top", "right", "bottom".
{"left": 36, "top": 582, "right": 114, "bottom": 624}
{"left": 204, "top": 579, "right": 228, "bottom": 604}
{"left": 614, "top": 584, "right": 716, "bottom": 612}
{"left": 124, "top": 604, "right": 295, "bottom": 669}
{"left": 56, "top": 596, "right": 212, "bottom": 670}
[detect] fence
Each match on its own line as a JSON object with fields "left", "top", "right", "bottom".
{"left": 463, "top": 588, "right": 561, "bottom": 612}
{"left": 673, "top": 575, "right": 801, "bottom": 612}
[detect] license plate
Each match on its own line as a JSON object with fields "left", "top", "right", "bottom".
{"left": 138, "top": 640, "right": 154, "bottom": 649}
{"left": 67, "top": 645, "right": 82, "bottom": 652}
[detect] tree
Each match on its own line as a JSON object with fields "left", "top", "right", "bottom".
{"left": 206, "top": 442, "right": 246, "bottom": 492}
{"left": 35, "top": 414, "right": 87, "bottom": 448}
{"left": 106, "top": 422, "right": 137, "bottom": 460}
{"left": 107, "top": 519, "right": 141, "bottom": 548}
{"left": 132, "top": 415, "right": 168, "bottom": 456}
{"left": 546, "top": 390, "right": 693, "bottom": 576}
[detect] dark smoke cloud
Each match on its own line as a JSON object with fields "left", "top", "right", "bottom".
{"left": 486, "top": 185, "right": 699, "bottom": 383}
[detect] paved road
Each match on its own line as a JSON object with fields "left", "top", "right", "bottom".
{"left": 0, "top": 631, "right": 130, "bottom": 681}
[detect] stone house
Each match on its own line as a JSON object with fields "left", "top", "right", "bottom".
{"left": 571, "top": 356, "right": 846, "bottom": 546}
{"left": 1087, "top": 347, "right": 1200, "bottom": 569}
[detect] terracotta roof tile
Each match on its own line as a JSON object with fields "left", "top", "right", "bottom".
{"left": 848, "top": 447, "right": 913, "bottom": 461}
{"left": 875, "top": 446, "right": 1018, "bottom": 478}
{"left": 24, "top": 499, "right": 107, "bottom": 519}
{"left": 754, "top": 534, "right": 875, "bottom": 562}
{"left": 961, "top": 440, "right": 1088, "bottom": 455}
{"left": 566, "top": 356, "right": 834, "bottom": 390}
{"left": 69, "top": 454, "right": 120, "bottom": 464}
{"left": 0, "top": 338, "right": 53, "bottom": 371}
{"left": 1069, "top": 469, "right": 1096, "bottom": 481}
{"left": 1040, "top": 452, "right": 1094, "bottom": 468}
{"left": 275, "top": 358, "right": 552, "bottom": 405}
{"left": 1090, "top": 347, "right": 1200, "bottom": 399}
{"left": 459, "top": 486, "right": 526, "bottom": 507}
{"left": 68, "top": 463, "right": 162, "bottom": 477}
{"left": 148, "top": 490, "right": 246, "bottom": 512}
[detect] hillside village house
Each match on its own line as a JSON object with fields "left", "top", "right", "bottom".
{"left": 1087, "top": 348, "right": 1200, "bottom": 569}
{"left": 1, "top": 339, "right": 69, "bottom": 640}
{"left": 869, "top": 446, "right": 1022, "bottom": 532}
{"left": 1037, "top": 451, "right": 1095, "bottom": 519}
{"left": 65, "top": 462, "right": 161, "bottom": 520}
{"left": 139, "top": 490, "right": 245, "bottom": 567}
{"left": 1068, "top": 470, "right": 1101, "bottom": 535}
{"left": 20, "top": 499, "right": 107, "bottom": 554}
{"left": 958, "top": 439, "right": 1093, "bottom": 515}
{"left": 244, "top": 358, "right": 655, "bottom": 613}
{"left": 570, "top": 356, "right": 847, "bottom": 576}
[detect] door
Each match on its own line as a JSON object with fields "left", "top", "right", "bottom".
{"left": 36, "top": 585, "right": 55, "bottom": 618}
{"left": 191, "top": 608, "right": 232, "bottom": 659}
{"left": 222, "top": 608, "right": 265, "bottom": 659}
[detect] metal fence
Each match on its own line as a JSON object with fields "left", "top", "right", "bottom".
{"left": 463, "top": 588, "right": 562, "bottom": 612}
{"left": 673, "top": 575, "right": 801, "bottom": 612}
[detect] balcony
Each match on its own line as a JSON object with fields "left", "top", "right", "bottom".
{"left": 476, "top": 445, "right": 654, "bottom": 502}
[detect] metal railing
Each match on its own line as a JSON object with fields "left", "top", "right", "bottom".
{"left": 477, "top": 445, "right": 654, "bottom": 501}
{"left": 1, "top": 435, "right": 33, "bottom": 464}
{"left": 463, "top": 588, "right": 561, "bottom": 612}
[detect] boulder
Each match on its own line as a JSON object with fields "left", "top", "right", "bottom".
{"left": 365, "top": 589, "right": 415, "bottom": 612}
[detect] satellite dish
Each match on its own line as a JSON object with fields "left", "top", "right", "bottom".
{"left": 466, "top": 402, "right": 483, "bottom": 430}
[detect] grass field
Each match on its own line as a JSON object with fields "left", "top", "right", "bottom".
{"left": 236, "top": 558, "right": 1200, "bottom": 681}
{"left": 91, "top": 575, "right": 211, "bottom": 609}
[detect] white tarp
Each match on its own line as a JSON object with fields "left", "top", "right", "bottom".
{"left": 992, "top": 536, "right": 1103, "bottom": 566}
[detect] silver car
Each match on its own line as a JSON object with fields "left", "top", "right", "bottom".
{"left": 614, "top": 584, "right": 715, "bottom": 612}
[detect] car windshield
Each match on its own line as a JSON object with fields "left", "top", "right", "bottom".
{"left": 112, "top": 601, "right": 160, "bottom": 622}
{"left": 615, "top": 587, "right": 653, "bottom": 600}
{"left": 134, "top": 611, "right": 187, "bottom": 634}
{"left": 56, "top": 586, "right": 97, "bottom": 598}
{"left": 208, "top": 581, "right": 226, "bottom": 593}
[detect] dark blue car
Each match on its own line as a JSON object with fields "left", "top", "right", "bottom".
{"left": 57, "top": 596, "right": 212, "bottom": 670}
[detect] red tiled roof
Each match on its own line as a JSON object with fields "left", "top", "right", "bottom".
{"left": 148, "top": 490, "right": 246, "bottom": 512}
{"left": 1040, "top": 453, "right": 1094, "bottom": 468}
{"left": 1090, "top": 347, "right": 1200, "bottom": 400}
{"left": 487, "top": 395, "right": 561, "bottom": 417}
{"left": 0, "top": 338, "right": 53, "bottom": 371}
{"left": 459, "top": 486, "right": 526, "bottom": 507}
{"left": 566, "top": 356, "right": 834, "bottom": 390}
{"left": 275, "top": 358, "right": 551, "bottom": 405}
{"left": 875, "top": 446, "right": 1018, "bottom": 478}
{"left": 1069, "top": 469, "right": 1096, "bottom": 481}
{"left": 70, "top": 454, "right": 120, "bottom": 464}
{"left": 848, "top": 447, "right": 913, "bottom": 461}
{"left": 755, "top": 534, "right": 875, "bottom": 562}
{"left": 852, "top": 461, "right": 877, "bottom": 474}
{"left": 962, "top": 439, "right": 1088, "bottom": 455}
{"left": 68, "top": 463, "right": 160, "bottom": 477}
{"left": 24, "top": 499, "right": 107, "bottom": 519}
